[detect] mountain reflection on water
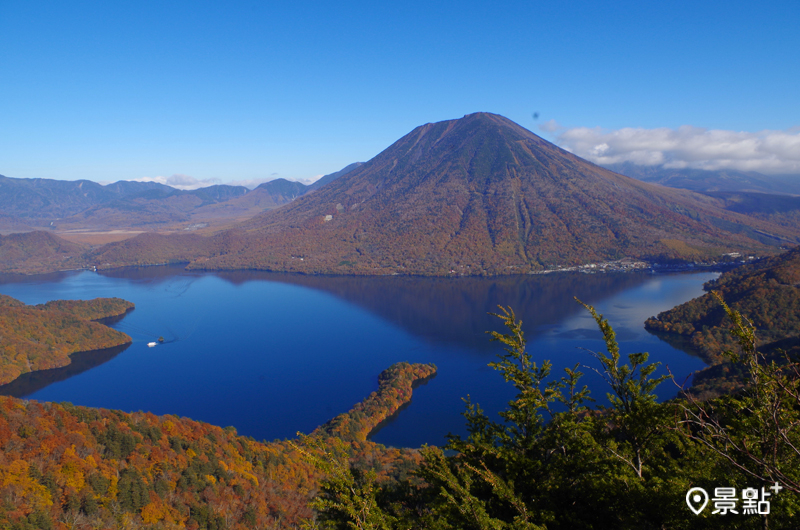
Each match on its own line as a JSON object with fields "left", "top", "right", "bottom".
{"left": 98, "top": 266, "right": 651, "bottom": 352}
{"left": 0, "top": 266, "right": 715, "bottom": 447}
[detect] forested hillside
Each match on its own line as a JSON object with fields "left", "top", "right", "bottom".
{"left": 0, "top": 165, "right": 362, "bottom": 237}
{"left": 0, "top": 232, "right": 86, "bottom": 274}
{"left": 645, "top": 247, "right": 800, "bottom": 362}
{"left": 645, "top": 247, "right": 800, "bottom": 395}
{"left": 0, "top": 296, "right": 133, "bottom": 385}
{"left": 0, "top": 364, "right": 431, "bottom": 529}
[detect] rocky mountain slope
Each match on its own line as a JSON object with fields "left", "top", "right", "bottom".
{"left": 158, "top": 112, "right": 799, "bottom": 275}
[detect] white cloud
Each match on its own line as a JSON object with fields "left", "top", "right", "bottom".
{"left": 131, "top": 174, "right": 222, "bottom": 190}
{"left": 226, "top": 178, "right": 273, "bottom": 189}
{"left": 552, "top": 125, "right": 800, "bottom": 174}
{"left": 538, "top": 119, "right": 561, "bottom": 134}
{"left": 295, "top": 174, "right": 324, "bottom": 185}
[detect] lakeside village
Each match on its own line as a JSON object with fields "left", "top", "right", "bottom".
{"left": 529, "top": 252, "right": 759, "bottom": 275}
{"left": 438, "top": 253, "right": 760, "bottom": 276}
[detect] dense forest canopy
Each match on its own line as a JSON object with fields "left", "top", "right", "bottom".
{"left": 0, "top": 363, "right": 431, "bottom": 529}
{"left": 0, "top": 296, "right": 133, "bottom": 386}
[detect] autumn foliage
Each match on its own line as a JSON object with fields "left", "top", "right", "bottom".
{"left": 645, "top": 246, "right": 800, "bottom": 395}
{"left": 314, "top": 362, "right": 437, "bottom": 442}
{"left": 0, "top": 361, "right": 432, "bottom": 529}
{"left": 645, "top": 247, "right": 800, "bottom": 360}
{"left": 0, "top": 296, "right": 134, "bottom": 386}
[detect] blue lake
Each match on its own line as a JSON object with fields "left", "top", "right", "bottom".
{"left": 0, "top": 266, "right": 714, "bottom": 447}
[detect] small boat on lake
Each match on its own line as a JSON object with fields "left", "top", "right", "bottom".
{"left": 147, "top": 342, "right": 157, "bottom": 347}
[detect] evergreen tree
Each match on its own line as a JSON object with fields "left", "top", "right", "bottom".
{"left": 307, "top": 300, "right": 799, "bottom": 529}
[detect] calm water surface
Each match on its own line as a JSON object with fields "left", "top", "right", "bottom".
{"left": 0, "top": 267, "right": 714, "bottom": 447}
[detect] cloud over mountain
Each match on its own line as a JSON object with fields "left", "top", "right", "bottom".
{"left": 127, "top": 173, "right": 326, "bottom": 191}
{"left": 549, "top": 124, "right": 800, "bottom": 175}
{"left": 131, "top": 174, "right": 222, "bottom": 190}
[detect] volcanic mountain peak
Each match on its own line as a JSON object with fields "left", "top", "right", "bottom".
{"left": 245, "top": 111, "right": 657, "bottom": 229}
{"left": 93, "top": 113, "right": 800, "bottom": 275}
{"left": 294, "top": 111, "right": 637, "bottom": 207}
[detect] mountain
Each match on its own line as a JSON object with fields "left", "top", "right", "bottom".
{"left": 248, "top": 165, "right": 364, "bottom": 204}
{"left": 0, "top": 231, "right": 86, "bottom": 273}
{"left": 54, "top": 184, "right": 250, "bottom": 230}
{"left": 604, "top": 163, "right": 800, "bottom": 195}
{"left": 307, "top": 162, "right": 363, "bottom": 192}
{"left": 202, "top": 164, "right": 364, "bottom": 214}
{"left": 602, "top": 162, "right": 800, "bottom": 233}
{"left": 0, "top": 174, "right": 252, "bottom": 230}
{"left": 180, "top": 173, "right": 345, "bottom": 229}
{"left": 699, "top": 191, "right": 800, "bottom": 231}
{"left": 254, "top": 178, "right": 309, "bottom": 203}
{"left": 0, "top": 175, "right": 117, "bottom": 221}
{"left": 153, "top": 112, "right": 799, "bottom": 275}
{"left": 100, "top": 179, "right": 174, "bottom": 195}
{"left": 0, "top": 163, "right": 363, "bottom": 236}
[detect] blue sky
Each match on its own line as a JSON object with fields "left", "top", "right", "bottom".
{"left": 1, "top": 1, "right": 798, "bottom": 187}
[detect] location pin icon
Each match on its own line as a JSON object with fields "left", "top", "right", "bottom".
{"left": 686, "top": 487, "right": 709, "bottom": 515}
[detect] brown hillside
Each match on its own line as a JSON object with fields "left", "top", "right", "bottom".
{"left": 87, "top": 113, "right": 800, "bottom": 275}
{"left": 90, "top": 233, "right": 214, "bottom": 269}
{"left": 184, "top": 113, "right": 798, "bottom": 275}
{"left": 0, "top": 231, "right": 86, "bottom": 273}
{"left": 0, "top": 296, "right": 133, "bottom": 385}
{"left": 645, "top": 247, "right": 800, "bottom": 362}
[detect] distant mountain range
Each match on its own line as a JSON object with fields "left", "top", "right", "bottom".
{"left": 0, "top": 175, "right": 246, "bottom": 230}
{"left": 184, "top": 164, "right": 364, "bottom": 225}
{"left": 88, "top": 113, "right": 800, "bottom": 275}
{"left": 0, "top": 164, "right": 363, "bottom": 233}
{"left": 604, "top": 162, "right": 800, "bottom": 195}
{"left": 3, "top": 113, "right": 800, "bottom": 275}
{"left": 603, "top": 163, "right": 800, "bottom": 231}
